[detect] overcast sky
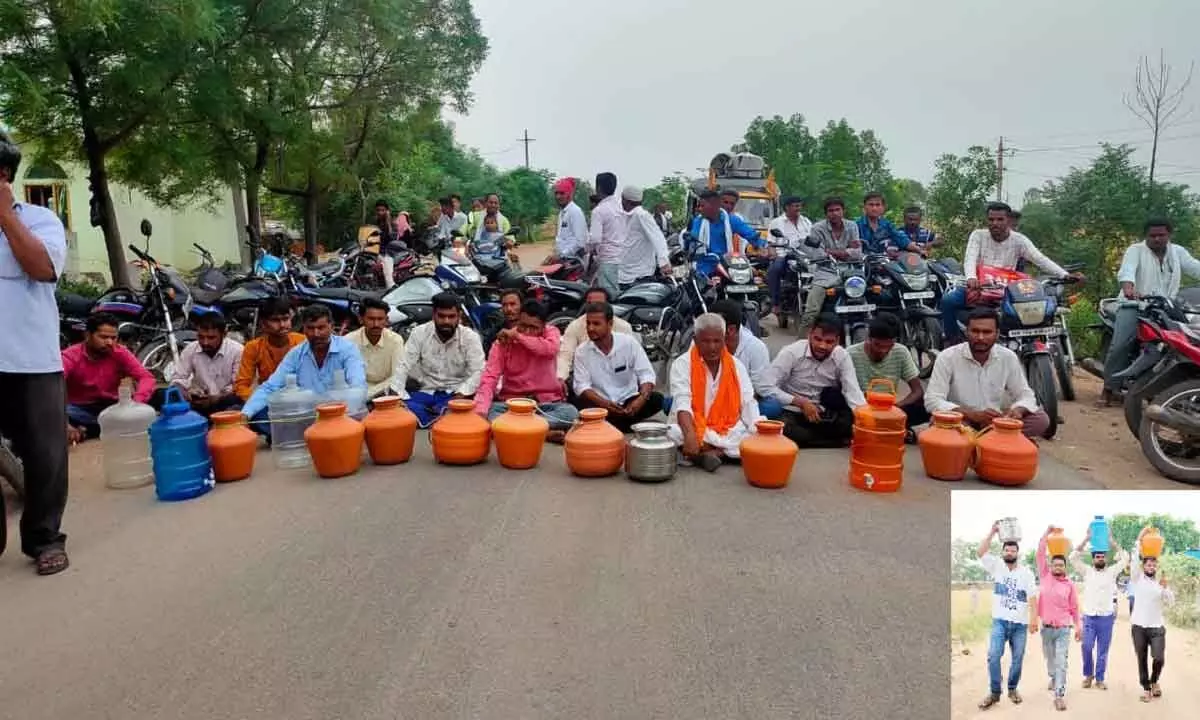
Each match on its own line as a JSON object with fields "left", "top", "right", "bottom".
{"left": 950, "top": 491, "right": 1200, "bottom": 544}
{"left": 447, "top": 0, "right": 1200, "bottom": 206}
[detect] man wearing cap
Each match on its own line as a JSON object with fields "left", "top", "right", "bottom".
{"left": 766, "top": 196, "right": 813, "bottom": 317}
{"left": 547, "top": 177, "right": 588, "bottom": 265}
{"left": 587, "top": 171, "right": 626, "bottom": 296}
{"left": 1070, "top": 526, "right": 1126, "bottom": 691}
{"left": 619, "top": 186, "right": 673, "bottom": 287}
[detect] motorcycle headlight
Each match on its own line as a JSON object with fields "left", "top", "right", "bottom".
{"left": 1012, "top": 301, "right": 1047, "bottom": 326}
{"left": 459, "top": 264, "right": 481, "bottom": 283}
{"left": 730, "top": 268, "right": 752, "bottom": 284}
{"left": 844, "top": 275, "right": 867, "bottom": 299}
{"left": 904, "top": 274, "right": 929, "bottom": 291}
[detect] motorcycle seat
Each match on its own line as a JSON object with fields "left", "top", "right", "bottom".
{"left": 1099, "top": 298, "right": 1121, "bottom": 319}
{"left": 309, "top": 260, "right": 343, "bottom": 276}
{"left": 191, "top": 287, "right": 225, "bottom": 306}
{"left": 305, "top": 287, "right": 382, "bottom": 303}
{"left": 546, "top": 280, "right": 591, "bottom": 295}
{"left": 56, "top": 292, "right": 95, "bottom": 317}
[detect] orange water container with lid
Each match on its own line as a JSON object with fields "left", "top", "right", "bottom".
{"left": 849, "top": 379, "right": 906, "bottom": 492}
{"left": 1140, "top": 528, "right": 1164, "bottom": 558}
{"left": 1046, "top": 528, "right": 1071, "bottom": 557}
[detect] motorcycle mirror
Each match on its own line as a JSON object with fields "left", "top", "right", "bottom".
{"left": 140, "top": 219, "right": 153, "bottom": 237}
{"left": 769, "top": 229, "right": 785, "bottom": 238}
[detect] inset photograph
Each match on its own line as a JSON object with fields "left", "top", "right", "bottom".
{"left": 950, "top": 491, "right": 1200, "bottom": 717}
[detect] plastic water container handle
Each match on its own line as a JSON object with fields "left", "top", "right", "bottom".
{"left": 163, "top": 386, "right": 185, "bottom": 405}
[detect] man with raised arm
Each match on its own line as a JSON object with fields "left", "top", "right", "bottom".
{"left": 1034, "top": 526, "right": 1082, "bottom": 712}
{"left": 976, "top": 521, "right": 1038, "bottom": 710}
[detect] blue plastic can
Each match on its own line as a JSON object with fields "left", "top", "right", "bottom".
{"left": 1089, "top": 515, "right": 1110, "bottom": 554}
{"left": 149, "top": 387, "right": 214, "bottom": 502}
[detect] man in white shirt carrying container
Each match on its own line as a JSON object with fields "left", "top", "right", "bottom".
{"left": 977, "top": 521, "right": 1039, "bottom": 710}
{"left": 571, "top": 300, "right": 663, "bottom": 433}
{"left": 1129, "top": 526, "right": 1176, "bottom": 704}
{"left": 1070, "top": 525, "right": 1127, "bottom": 690}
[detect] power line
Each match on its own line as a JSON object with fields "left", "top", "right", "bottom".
{"left": 1011, "top": 130, "right": 1200, "bottom": 154}
{"left": 1005, "top": 117, "right": 1200, "bottom": 144}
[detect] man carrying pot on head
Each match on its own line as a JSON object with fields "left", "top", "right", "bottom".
{"left": 392, "top": 293, "right": 485, "bottom": 428}
{"left": 1129, "top": 526, "right": 1175, "bottom": 703}
{"left": 1034, "top": 526, "right": 1082, "bottom": 712}
{"left": 977, "top": 521, "right": 1039, "bottom": 710}
{"left": 1069, "top": 525, "right": 1126, "bottom": 691}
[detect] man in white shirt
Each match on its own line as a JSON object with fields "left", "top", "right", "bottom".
{"left": 766, "top": 196, "right": 812, "bottom": 317}
{"left": 434, "top": 196, "right": 468, "bottom": 243}
{"left": 0, "top": 131, "right": 72, "bottom": 575}
{"left": 572, "top": 301, "right": 662, "bottom": 432}
{"left": 1070, "top": 526, "right": 1126, "bottom": 690}
{"left": 392, "top": 293, "right": 485, "bottom": 427}
{"left": 1129, "top": 526, "right": 1175, "bottom": 703}
{"left": 548, "top": 177, "right": 588, "bottom": 263}
{"left": 977, "top": 521, "right": 1039, "bottom": 709}
{"left": 940, "top": 202, "right": 1082, "bottom": 343}
{"left": 768, "top": 315, "right": 866, "bottom": 447}
{"left": 169, "top": 312, "right": 245, "bottom": 416}
{"left": 587, "top": 172, "right": 625, "bottom": 297}
{"left": 345, "top": 297, "right": 405, "bottom": 400}
{"left": 925, "top": 307, "right": 1052, "bottom": 439}
{"left": 667, "top": 313, "right": 761, "bottom": 472}
{"left": 618, "top": 186, "right": 672, "bottom": 286}
{"left": 713, "top": 299, "right": 781, "bottom": 419}
{"left": 1099, "top": 219, "right": 1200, "bottom": 405}
{"left": 557, "top": 287, "right": 635, "bottom": 385}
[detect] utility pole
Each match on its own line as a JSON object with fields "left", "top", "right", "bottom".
{"left": 517, "top": 129, "right": 535, "bottom": 168}
{"left": 996, "top": 136, "right": 1005, "bottom": 202}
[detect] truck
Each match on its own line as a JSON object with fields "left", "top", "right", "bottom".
{"left": 687, "top": 152, "right": 781, "bottom": 240}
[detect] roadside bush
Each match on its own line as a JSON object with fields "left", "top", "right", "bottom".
{"left": 1163, "top": 554, "right": 1200, "bottom": 628}
{"left": 1066, "top": 299, "right": 1101, "bottom": 361}
{"left": 57, "top": 276, "right": 105, "bottom": 299}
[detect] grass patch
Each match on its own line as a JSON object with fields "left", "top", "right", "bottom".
{"left": 951, "top": 588, "right": 994, "bottom": 644}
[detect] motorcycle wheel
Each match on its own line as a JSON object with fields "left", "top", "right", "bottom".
{"left": 1052, "top": 343, "right": 1076, "bottom": 402}
{"left": 911, "top": 317, "right": 943, "bottom": 380}
{"left": 548, "top": 311, "right": 575, "bottom": 336}
{"left": 1137, "top": 378, "right": 1200, "bottom": 485}
{"left": 1027, "top": 354, "right": 1059, "bottom": 439}
{"left": 136, "top": 335, "right": 194, "bottom": 384}
{"left": 1124, "top": 390, "right": 1144, "bottom": 438}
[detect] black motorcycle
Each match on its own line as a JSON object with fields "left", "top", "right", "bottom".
{"left": 866, "top": 250, "right": 942, "bottom": 377}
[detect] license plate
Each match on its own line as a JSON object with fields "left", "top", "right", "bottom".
{"left": 836, "top": 304, "right": 876, "bottom": 314}
{"left": 902, "top": 290, "right": 935, "bottom": 300}
{"left": 1007, "top": 326, "right": 1062, "bottom": 338}
{"left": 726, "top": 284, "right": 758, "bottom": 294}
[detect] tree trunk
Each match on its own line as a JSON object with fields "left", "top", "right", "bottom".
{"left": 1147, "top": 129, "right": 1160, "bottom": 212}
{"left": 230, "top": 182, "right": 252, "bottom": 270}
{"left": 82, "top": 130, "right": 131, "bottom": 288}
{"left": 303, "top": 171, "right": 319, "bottom": 261}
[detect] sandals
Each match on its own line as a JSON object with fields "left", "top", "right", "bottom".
{"left": 978, "top": 694, "right": 1000, "bottom": 710}
{"left": 1152, "top": 683, "right": 1162, "bottom": 697}
{"left": 1141, "top": 691, "right": 1152, "bottom": 703}
{"left": 1008, "top": 690, "right": 1023, "bottom": 704}
{"left": 1054, "top": 698, "right": 1067, "bottom": 711}
{"left": 35, "top": 547, "right": 69, "bottom": 576}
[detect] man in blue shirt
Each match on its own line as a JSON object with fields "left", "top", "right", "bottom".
{"left": 686, "top": 190, "right": 763, "bottom": 276}
{"left": 856, "top": 192, "right": 910, "bottom": 253}
{"left": 900, "top": 206, "right": 937, "bottom": 251}
{"left": 241, "top": 304, "right": 368, "bottom": 437}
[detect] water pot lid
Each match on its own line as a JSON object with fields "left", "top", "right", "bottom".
{"left": 631, "top": 421, "right": 668, "bottom": 435}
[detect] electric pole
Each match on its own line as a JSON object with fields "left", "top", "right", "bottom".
{"left": 517, "top": 129, "right": 535, "bottom": 168}
{"left": 996, "top": 136, "right": 1005, "bottom": 201}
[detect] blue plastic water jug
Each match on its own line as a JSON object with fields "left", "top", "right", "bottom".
{"left": 1089, "top": 515, "right": 1110, "bottom": 554}
{"left": 149, "top": 387, "right": 214, "bottom": 502}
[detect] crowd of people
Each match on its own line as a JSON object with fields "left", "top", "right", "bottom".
{"left": 976, "top": 523, "right": 1175, "bottom": 710}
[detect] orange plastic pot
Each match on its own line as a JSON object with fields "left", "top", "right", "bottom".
{"left": 431, "top": 398, "right": 491, "bottom": 465}
{"left": 1140, "top": 528, "right": 1164, "bottom": 558}
{"left": 303, "top": 402, "right": 365, "bottom": 479}
{"left": 973, "top": 418, "right": 1038, "bottom": 486}
{"left": 739, "top": 420, "right": 797, "bottom": 488}
{"left": 207, "top": 410, "right": 258, "bottom": 482}
{"left": 492, "top": 399, "right": 549, "bottom": 469}
{"left": 918, "top": 411, "right": 975, "bottom": 481}
{"left": 362, "top": 396, "right": 418, "bottom": 465}
{"left": 1046, "top": 528, "right": 1071, "bottom": 557}
{"left": 564, "top": 408, "right": 625, "bottom": 477}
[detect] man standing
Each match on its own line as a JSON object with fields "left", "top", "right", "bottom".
{"left": 846, "top": 313, "right": 927, "bottom": 433}
{"left": 63, "top": 312, "right": 156, "bottom": 439}
{"left": 713, "top": 299, "right": 781, "bottom": 419}
{"left": 0, "top": 131, "right": 72, "bottom": 575}
{"left": 977, "top": 521, "right": 1038, "bottom": 710}
{"left": 234, "top": 297, "right": 306, "bottom": 402}
{"left": 856, "top": 192, "right": 910, "bottom": 253}
{"left": 899, "top": 206, "right": 937, "bottom": 251}
{"left": 768, "top": 315, "right": 866, "bottom": 447}
{"left": 169, "top": 312, "right": 244, "bottom": 416}
{"left": 685, "top": 190, "right": 763, "bottom": 276}
{"left": 394, "top": 293, "right": 486, "bottom": 427}
{"left": 766, "top": 196, "right": 813, "bottom": 317}
{"left": 587, "top": 172, "right": 626, "bottom": 296}
{"left": 1130, "top": 526, "right": 1175, "bottom": 703}
{"left": 797, "top": 197, "right": 862, "bottom": 336}
{"left": 1099, "top": 219, "right": 1200, "bottom": 405}
{"left": 548, "top": 177, "right": 588, "bottom": 264}
{"left": 1035, "top": 526, "right": 1082, "bottom": 712}
{"left": 940, "top": 202, "right": 1082, "bottom": 343}
{"left": 652, "top": 202, "right": 673, "bottom": 235}
{"left": 925, "top": 308, "right": 1053, "bottom": 439}
{"left": 1070, "top": 526, "right": 1126, "bottom": 690}
{"left": 556, "top": 287, "right": 634, "bottom": 384}
{"left": 345, "top": 298, "right": 405, "bottom": 400}
{"left": 619, "top": 186, "right": 672, "bottom": 287}
{"left": 571, "top": 301, "right": 663, "bottom": 432}
{"left": 667, "top": 313, "right": 761, "bottom": 472}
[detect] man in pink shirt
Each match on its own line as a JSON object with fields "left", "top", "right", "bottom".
{"left": 62, "top": 312, "right": 156, "bottom": 442}
{"left": 474, "top": 298, "right": 578, "bottom": 442}
{"left": 1034, "top": 526, "right": 1082, "bottom": 711}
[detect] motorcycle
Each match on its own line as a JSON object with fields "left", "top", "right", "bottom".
{"left": 380, "top": 244, "right": 504, "bottom": 349}
{"left": 764, "top": 229, "right": 813, "bottom": 331}
{"left": 866, "top": 250, "right": 942, "bottom": 378}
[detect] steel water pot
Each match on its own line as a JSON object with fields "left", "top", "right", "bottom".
{"left": 625, "top": 422, "right": 676, "bottom": 483}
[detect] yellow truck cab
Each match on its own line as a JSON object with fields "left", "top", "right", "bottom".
{"left": 687, "top": 152, "right": 781, "bottom": 243}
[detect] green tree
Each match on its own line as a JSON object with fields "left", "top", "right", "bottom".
{"left": 926, "top": 145, "right": 999, "bottom": 259}
{"left": 643, "top": 174, "right": 688, "bottom": 222}
{"left": 1109, "top": 514, "right": 1200, "bottom": 555}
{"left": 496, "top": 167, "right": 554, "bottom": 239}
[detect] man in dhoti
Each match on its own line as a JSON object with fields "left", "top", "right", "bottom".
{"left": 667, "top": 313, "right": 761, "bottom": 472}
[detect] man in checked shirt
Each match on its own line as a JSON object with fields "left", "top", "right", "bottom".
{"left": 940, "top": 202, "right": 1084, "bottom": 344}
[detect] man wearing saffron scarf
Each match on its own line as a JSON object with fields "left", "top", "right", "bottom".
{"left": 1033, "top": 526, "right": 1082, "bottom": 712}
{"left": 667, "top": 313, "right": 761, "bottom": 472}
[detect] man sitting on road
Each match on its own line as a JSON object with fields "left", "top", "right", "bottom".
{"left": 667, "top": 313, "right": 761, "bottom": 472}
{"left": 768, "top": 314, "right": 866, "bottom": 448}
{"left": 241, "top": 305, "right": 368, "bottom": 437}
{"left": 1070, "top": 525, "right": 1127, "bottom": 691}
{"left": 977, "top": 521, "right": 1038, "bottom": 710}
{"left": 1035, "top": 526, "right": 1082, "bottom": 712}
{"left": 846, "top": 313, "right": 927, "bottom": 435}
{"left": 619, "top": 186, "right": 673, "bottom": 288}
{"left": 713, "top": 299, "right": 781, "bottom": 419}
{"left": 474, "top": 299, "right": 578, "bottom": 441}
{"left": 556, "top": 287, "right": 634, "bottom": 386}
{"left": 1099, "top": 218, "right": 1200, "bottom": 406}
{"left": 572, "top": 301, "right": 663, "bottom": 433}
{"left": 685, "top": 190, "right": 763, "bottom": 276}
{"left": 1129, "top": 526, "right": 1175, "bottom": 704}
{"left": 940, "top": 201, "right": 1082, "bottom": 344}
{"left": 393, "top": 292, "right": 486, "bottom": 428}
{"left": 797, "top": 196, "right": 863, "bottom": 336}
{"left": 345, "top": 297, "right": 405, "bottom": 400}
{"left": 62, "top": 312, "right": 156, "bottom": 441}
{"left": 766, "top": 195, "right": 812, "bottom": 318}
{"left": 925, "top": 308, "right": 1052, "bottom": 439}
{"left": 856, "top": 192, "right": 910, "bottom": 253}
{"left": 234, "top": 297, "right": 305, "bottom": 403}
{"left": 168, "top": 312, "right": 244, "bottom": 416}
